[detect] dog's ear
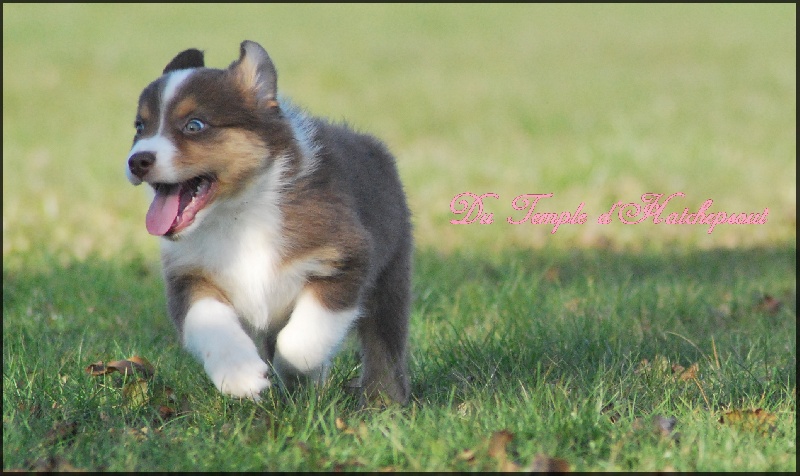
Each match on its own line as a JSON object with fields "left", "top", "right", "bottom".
{"left": 163, "top": 48, "right": 205, "bottom": 75}
{"left": 229, "top": 40, "right": 279, "bottom": 109}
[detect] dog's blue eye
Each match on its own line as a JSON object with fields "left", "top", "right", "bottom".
{"left": 135, "top": 121, "right": 144, "bottom": 135}
{"left": 184, "top": 119, "right": 206, "bottom": 133}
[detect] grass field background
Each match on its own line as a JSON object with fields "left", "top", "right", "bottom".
{"left": 3, "top": 4, "right": 796, "bottom": 471}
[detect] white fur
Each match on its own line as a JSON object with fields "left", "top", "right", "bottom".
{"left": 161, "top": 69, "right": 194, "bottom": 109}
{"left": 125, "top": 69, "right": 195, "bottom": 185}
{"left": 272, "top": 290, "right": 360, "bottom": 383}
{"left": 183, "top": 297, "right": 271, "bottom": 400}
{"left": 161, "top": 161, "right": 302, "bottom": 331}
{"left": 125, "top": 135, "right": 179, "bottom": 185}
{"left": 280, "top": 98, "right": 319, "bottom": 177}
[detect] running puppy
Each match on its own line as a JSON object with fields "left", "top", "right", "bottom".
{"left": 125, "top": 41, "right": 412, "bottom": 404}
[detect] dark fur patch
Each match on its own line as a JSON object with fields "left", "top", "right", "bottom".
{"left": 163, "top": 48, "right": 205, "bottom": 74}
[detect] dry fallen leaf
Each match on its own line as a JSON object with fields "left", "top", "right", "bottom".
{"left": 456, "top": 448, "right": 477, "bottom": 464}
{"left": 85, "top": 355, "right": 155, "bottom": 378}
{"left": 334, "top": 417, "right": 367, "bottom": 441}
{"left": 527, "top": 453, "right": 571, "bottom": 472}
{"left": 600, "top": 402, "right": 621, "bottom": 423}
{"left": 719, "top": 408, "right": 777, "bottom": 436}
{"left": 125, "top": 426, "right": 149, "bottom": 441}
{"left": 124, "top": 356, "right": 155, "bottom": 375}
{"left": 43, "top": 421, "right": 78, "bottom": 447}
{"left": 86, "top": 354, "right": 183, "bottom": 425}
{"left": 456, "top": 429, "right": 566, "bottom": 472}
{"left": 487, "top": 430, "right": 514, "bottom": 460}
{"left": 85, "top": 361, "right": 107, "bottom": 376}
{"left": 673, "top": 362, "right": 698, "bottom": 381}
{"left": 162, "top": 386, "right": 177, "bottom": 403}
{"left": 638, "top": 356, "right": 699, "bottom": 384}
{"left": 636, "top": 355, "right": 671, "bottom": 375}
{"left": 754, "top": 294, "right": 782, "bottom": 315}
{"left": 488, "top": 430, "right": 520, "bottom": 472}
{"left": 635, "top": 358, "right": 650, "bottom": 374}
{"left": 333, "top": 458, "right": 366, "bottom": 471}
{"left": 356, "top": 422, "right": 368, "bottom": 441}
{"left": 158, "top": 405, "right": 175, "bottom": 421}
{"left": 335, "top": 417, "right": 347, "bottom": 431}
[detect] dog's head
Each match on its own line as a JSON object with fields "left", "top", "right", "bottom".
{"left": 125, "top": 41, "right": 296, "bottom": 238}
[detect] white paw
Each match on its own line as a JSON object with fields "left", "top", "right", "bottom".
{"left": 272, "top": 352, "right": 328, "bottom": 386}
{"left": 182, "top": 298, "right": 272, "bottom": 401}
{"left": 204, "top": 351, "right": 271, "bottom": 401}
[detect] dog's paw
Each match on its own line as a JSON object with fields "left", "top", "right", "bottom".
{"left": 204, "top": 352, "right": 272, "bottom": 401}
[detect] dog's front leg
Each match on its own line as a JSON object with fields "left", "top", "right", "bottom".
{"left": 272, "top": 288, "right": 360, "bottom": 387}
{"left": 183, "top": 297, "right": 271, "bottom": 400}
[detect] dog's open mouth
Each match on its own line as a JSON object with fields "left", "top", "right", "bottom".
{"left": 146, "top": 176, "right": 218, "bottom": 236}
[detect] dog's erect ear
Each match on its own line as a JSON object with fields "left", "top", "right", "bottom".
{"left": 229, "top": 40, "right": 278, "bottom": 108}
{"left": 163, "top": 48, "right": 205, "bottom": 75}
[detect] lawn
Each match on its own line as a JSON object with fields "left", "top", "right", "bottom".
{"left": 3, "top": 4, "right": 796, "bottom": 471}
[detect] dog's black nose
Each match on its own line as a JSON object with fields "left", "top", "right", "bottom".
{"left": 128, "top": 152, "right": 156, "bottom": 180}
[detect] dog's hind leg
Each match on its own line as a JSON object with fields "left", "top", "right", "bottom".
{"left": 357, "top": 244, "right": 412, "bottom": 405}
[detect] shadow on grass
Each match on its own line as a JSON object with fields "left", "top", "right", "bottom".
{"left": 3, "top": 244, "right": 796, "bottom": 409}
{"left": 3, "top": 254, "right": 170, "bottom": 340}
{"left": 409, "top": 245, "right": 796, "bottom": 407}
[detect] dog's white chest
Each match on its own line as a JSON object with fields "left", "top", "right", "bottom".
{"left": 162, "top": 214, "right": 304, "bottom": 332}
{"left": 217, "top": 228, "right": 303, "bottom": 330}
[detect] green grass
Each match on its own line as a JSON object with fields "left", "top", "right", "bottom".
{"left": 3, "top": 4, "right": 796, "bottom": 472}
{"left": 3, "top": 248, "right": 796, "bottom": 471}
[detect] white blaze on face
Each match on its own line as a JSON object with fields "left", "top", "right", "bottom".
{"left": 125, "top": 69, "right": 195, "bottom": 185}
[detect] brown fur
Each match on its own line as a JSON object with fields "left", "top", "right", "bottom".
{"left": 166, "top": 271, "right": 232, "bottom": 326}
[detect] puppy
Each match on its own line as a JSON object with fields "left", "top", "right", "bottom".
{"left": 125, "top": 41, "right": 412, "bottom": 404}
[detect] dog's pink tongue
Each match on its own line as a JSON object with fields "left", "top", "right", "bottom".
{"left": 146, "top": 184, "right": 181, "bottom": 236}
